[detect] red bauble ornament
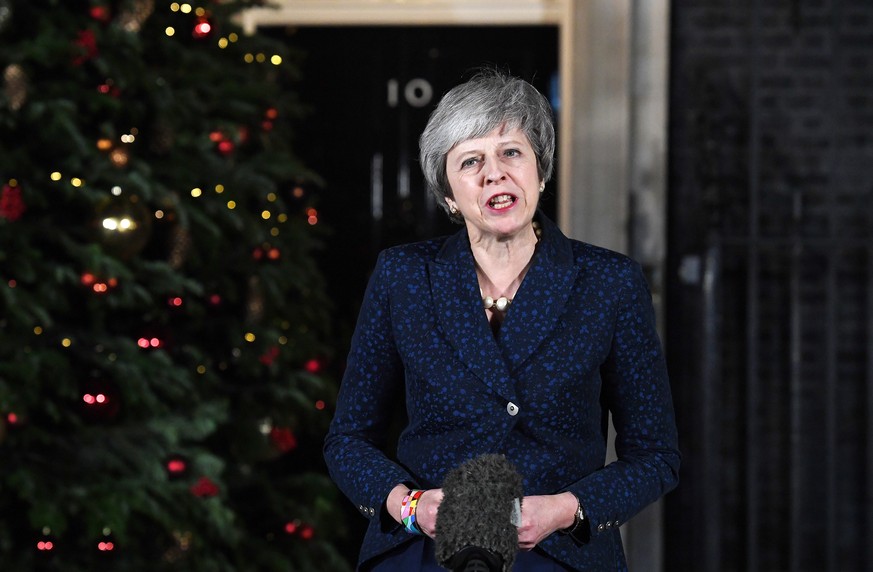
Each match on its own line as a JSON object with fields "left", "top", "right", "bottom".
{"left": 190, "top": 476, "right": 219, "bottom": 497}
{"left": 90, "top": 6, "right": 111, "bottom": 22}
{"left": 72, "top": 29, "right": 99, "bottom": 66}
{"left": 259, "top": 346, "right": 280, "bottom": 366}
{"left": 304, "top": 358, "right": 322, "bottom": 374}
{"left": 216, "top": 139, "right": 234, "bottom": 156}
{"left": 269, "top": 427, "right": 297, "bottom": 453}
{"left": 0, "top": 183, "right": 25, "bottom": 221}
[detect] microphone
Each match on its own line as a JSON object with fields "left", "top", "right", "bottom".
{"left": 434, "top": 453, "right": 523, "bottom": 572}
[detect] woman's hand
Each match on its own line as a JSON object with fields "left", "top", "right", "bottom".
{"left": 386, "top": 484, "right": 444, "bottom": 538}
{"left": 517, "top": 492, "right": 578, "bottom": 550}
{"left": 413, "top": 488, "right": 444, "bottom": 537}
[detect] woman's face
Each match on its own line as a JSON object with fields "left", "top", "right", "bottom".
{"left": 444, "top": 124, "right": 542, "bottom": 242}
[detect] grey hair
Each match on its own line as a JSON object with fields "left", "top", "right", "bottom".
{"left": 419, "top": 68, "right": 556, "bottom": 223}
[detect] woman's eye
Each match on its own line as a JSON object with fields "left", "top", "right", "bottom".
{"left": 460, "top": 157, "right": 478, "bottom": 168}
{"left": 504, "top": 148, "right": 520, "bottom": 157}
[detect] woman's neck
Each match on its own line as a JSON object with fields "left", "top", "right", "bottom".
{"left": 470, "top": 225, "right": 539, "bottom": 298}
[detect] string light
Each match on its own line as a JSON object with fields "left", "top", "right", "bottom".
{"left": 137, "top": 337, "right": 163, "bottom": 349}
{"left": 192, "top": 18, "right": 211, "bottom": 38}
{"left": 83, "top": 393, "right": 108, "bottom": 405}
{"left": 102, "top": 215, "right": 137, "bottom": 231}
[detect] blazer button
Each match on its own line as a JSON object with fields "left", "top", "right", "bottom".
{"left": 506, "top": 402, "right": 519, "bottom": 416}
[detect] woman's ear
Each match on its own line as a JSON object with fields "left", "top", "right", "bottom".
{"left": 445, "top": 197, "right": 459, "bottom": 215}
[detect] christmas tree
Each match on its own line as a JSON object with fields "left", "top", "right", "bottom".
{"left": 0, "top": 0, "right": 350, "bottom": 569}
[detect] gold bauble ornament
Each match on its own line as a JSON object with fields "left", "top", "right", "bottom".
{"left": 0, "top": 0, "right": 12, "bottom": 35}
{"left": 117, "top": 0, "right": 154, "bottom": 33}
{"left": 245, "top": 276, "right": 264, "bottom": 324}
{"left": 167, "top": 223, "right": 191, "bottom": 269}
{"left": 94, "top": 195, "right": 153, "bottom": 259}
{"left": 3, "top": 64, "right": 27, "bottom": 111}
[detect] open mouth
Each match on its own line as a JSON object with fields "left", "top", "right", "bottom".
{"left": 487, "top": 194, "right": 517, "bottom": 210}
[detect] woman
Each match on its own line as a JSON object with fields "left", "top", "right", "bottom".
{"left": 323, "top": 69, "right": 680, "bottom": 571}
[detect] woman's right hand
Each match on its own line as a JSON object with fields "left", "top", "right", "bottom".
{"left": 413, "top": 488, "right": 444, "bottom": 537}
{"left": 387, "top": 484, "right": 444, "bottom": 538}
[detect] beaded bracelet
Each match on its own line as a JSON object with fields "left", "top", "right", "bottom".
{"left": 400, "top": 489, "right": 425, "bottom": 535}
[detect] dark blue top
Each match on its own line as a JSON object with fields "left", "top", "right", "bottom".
{"left": 324, "top": 214, "right": 680, "bottom": 571}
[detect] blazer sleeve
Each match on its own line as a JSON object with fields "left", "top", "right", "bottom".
{"left": 323, "top": 250, "right": 416, "bottom": 527}
{"left": 564, "top": 260, "right": 680, "bottom": 539}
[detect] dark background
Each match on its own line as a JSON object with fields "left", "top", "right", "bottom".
{"left": 665, "top": 1, "right": 873, "bottom": 570}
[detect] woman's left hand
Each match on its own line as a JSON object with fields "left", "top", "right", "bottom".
{"left": 517, "top": 492, "right": 578, "bottom": 550}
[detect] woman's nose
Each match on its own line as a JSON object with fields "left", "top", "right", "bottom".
{"left": 484, "top": 157, "right": 507, "bottom": 184}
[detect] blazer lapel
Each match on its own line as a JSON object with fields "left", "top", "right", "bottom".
{"left": 428, "top": 229, "right": 516, "bottom": 402}
{"left": 498, "top": 215, "right": 579, "bottom": 371}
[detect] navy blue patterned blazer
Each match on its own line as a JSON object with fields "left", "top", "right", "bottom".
{"left": 324, "top": 214, "right": 680, "bottom": 571}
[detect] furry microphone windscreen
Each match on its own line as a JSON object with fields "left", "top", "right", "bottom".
{"left": 434, "top": 453, "right": 524, "bottom": 572}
